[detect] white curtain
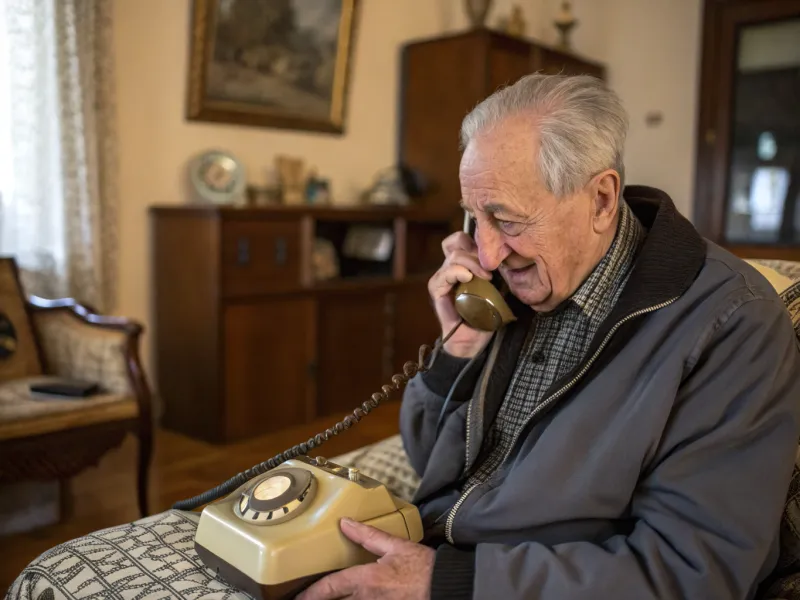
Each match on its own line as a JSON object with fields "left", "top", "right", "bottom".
{"left": 0, "top": 0, "right": 118, "bottom": 313}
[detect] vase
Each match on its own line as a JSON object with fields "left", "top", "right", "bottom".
{"left": 554, "top": 1, "right": 578, "bottom": 49}
{"left": 464, "top": 0, "right": 493, "bottom": 28}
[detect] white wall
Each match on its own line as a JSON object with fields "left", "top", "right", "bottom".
{"left": 113, "top": 0, "right": 705, "bottom": 371}
{"left": 601, "top": 0, "right": 704, "bottom": 218}
{"left": 535, "top": 0, "right": 704, "bottom": 217}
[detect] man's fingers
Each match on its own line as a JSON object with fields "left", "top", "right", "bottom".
{"left": 340, "top": 518, "right": 402, "bottom": 557}
{"left": 441, "top": 231, "right": 475, "bottom": 255}
{"left": 428, "top": 265, "right": 473, "bottom": 298}
{"left": 448, "top": 253, "right": 491, "bottom": 280}
{"left": 297, "top": 564, "right": 370, "bottom": 600}
{"left": 444, "top": 268, "right": 475, "bottom": 286}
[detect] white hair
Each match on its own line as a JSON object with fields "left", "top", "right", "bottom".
{"left": 460, "top": 73, "right": 628, "bottom": 198}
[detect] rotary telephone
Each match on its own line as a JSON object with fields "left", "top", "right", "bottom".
{"left": 177, "top": 213, "right": 515, "bottom": 600}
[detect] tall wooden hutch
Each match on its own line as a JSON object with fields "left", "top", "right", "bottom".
{"left": 151, "top": 29, "right": 605, "bottom": 443}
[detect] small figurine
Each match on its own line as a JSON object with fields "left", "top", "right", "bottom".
{"left": 275, "top": 155, "right": 306, "bottom": 205}
{"left": 305, "top": 168, "right": 331, "bottom": 205}
{"left": 506, "top": 5, "right": 526, "bottom": 37}
{"left": 363, "top": 167, "right": 409, "bottom": 206}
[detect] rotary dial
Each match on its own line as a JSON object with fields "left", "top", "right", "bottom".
{"left": 235, "top": 468, "right": 316, "bottom": 526}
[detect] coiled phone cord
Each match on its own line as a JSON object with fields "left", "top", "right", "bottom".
{"left": 172, "top": 319, "right": 464, "bottom": 511}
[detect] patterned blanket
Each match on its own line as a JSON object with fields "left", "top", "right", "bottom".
{"left": 6, "top": 259, "right": 800, "bottom": 600}
{"left": 5, "top": 436, "right": 419, "bottom": 599}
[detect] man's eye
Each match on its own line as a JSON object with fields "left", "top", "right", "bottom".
{"left": 496, "top": 220, "right": 524, "bottom": 236}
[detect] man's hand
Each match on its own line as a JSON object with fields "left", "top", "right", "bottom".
{"left": 297, "top": 518, "right": 435, "bottom": 600}
{"left": 428, "top": 231, "right": 494, "bottom": 358}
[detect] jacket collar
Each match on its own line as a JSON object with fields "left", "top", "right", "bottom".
{"left": 607, "top": 185, "right": 706, "bottom": 320}
{"left": 503, "top": 185, "right": 707, "bottom": 327}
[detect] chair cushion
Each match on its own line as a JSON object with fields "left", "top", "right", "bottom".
{"left": 0, "top": 376, "right": 137, "bottom": 441}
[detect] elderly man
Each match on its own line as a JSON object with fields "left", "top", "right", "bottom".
{"left": 300, "top": 74, "right": 800, "bottom": 599}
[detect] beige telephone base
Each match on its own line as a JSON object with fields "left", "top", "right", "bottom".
{"left": 194, "top": 455, "right": 424, "bottom": 600}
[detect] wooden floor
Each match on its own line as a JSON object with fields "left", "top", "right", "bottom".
{"left": 0, "top": 401, "right": 402, "bottom": 593}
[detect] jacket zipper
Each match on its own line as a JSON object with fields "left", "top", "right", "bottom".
{"left": 444, "top": 297, "right": 679, "bottom": 545}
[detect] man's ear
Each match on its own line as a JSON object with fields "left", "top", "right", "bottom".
{"left": 591, "top": 170, "right": 620, "bottom": 234}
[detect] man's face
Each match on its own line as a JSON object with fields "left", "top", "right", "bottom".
{"left": 459, "top": 118, "right": 618, "bottom": 312}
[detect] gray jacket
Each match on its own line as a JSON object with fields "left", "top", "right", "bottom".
{"left": 400, "top": 186, "right": 800, "bottom": 600}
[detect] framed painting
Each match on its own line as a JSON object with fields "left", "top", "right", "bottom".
{"left": 186, "top": 0, "right": 359, "bottom": 134}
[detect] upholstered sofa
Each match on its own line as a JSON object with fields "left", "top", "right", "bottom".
{"left": 6, "top": 259, "right": 800, "bottom": 600}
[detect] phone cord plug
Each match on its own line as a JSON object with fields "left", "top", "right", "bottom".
{"left": 172, "top": 320, "right": 464, "bottom": 511}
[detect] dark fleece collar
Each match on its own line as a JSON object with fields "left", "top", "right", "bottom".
{"left": 505, "top": 185, "right": 707, "bottom": 332}
{"left": 481, "top": 186, "right": 708, "bottom": 436}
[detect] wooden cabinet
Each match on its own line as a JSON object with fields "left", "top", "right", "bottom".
{"left": 399, "top": 29, "right": 606, "bottom": 220}
{"left": 151, "top": 205, "right": 448, "bottom": 443}
{"left": 316, "top": 288, "right": 388, "bottom": 418}
{"left": 223, "top": 298, "right": 316, "bottom": 441}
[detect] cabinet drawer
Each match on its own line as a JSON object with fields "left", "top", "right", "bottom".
{"left": 221, "top": 220, "right": 301, "bottom": 297}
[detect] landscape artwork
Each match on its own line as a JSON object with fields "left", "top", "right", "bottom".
{"left": 186, "top": 0, "right": 358, "bottom": 133}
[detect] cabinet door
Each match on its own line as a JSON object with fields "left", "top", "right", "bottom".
{"left": 536, "top": 47, "right": 605, "bottom": 79}
{"left": 224, "top": 297, "right": 316, "bottom": 441}
{"left": 487, "top": 35, "right": 534, "bottom": 92}
{"left": 694, "top": 0, "right": 800, "bottom": 259}
{"left": 316, "top": 290, "right": 389, "bottom": 418}
{"left": 399, "top": 33, "right": 487, "bottom": 217}
{"left": 393, "top": 283, "right": 441, "bottom": 375}
{"left": 221, "top": 218, "right": 302, "bottom": 298}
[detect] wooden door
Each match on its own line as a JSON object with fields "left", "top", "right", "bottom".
{"left": 316, "top": 289, "right": 389, "bottom": 418}
{"left": 694, "top": 0, "right": 800, "bottom": 260}
{"left": 223, "top": 297, "right": 316, "bottom": 441}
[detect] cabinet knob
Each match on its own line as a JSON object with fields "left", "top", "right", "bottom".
{"left": 237, "top": 238, "right": 250, "bottom": 265}
{"left": 275, "top": 237, "right": 287, "bottom": 266}
{"left": 306, "top": 361, "right": 318, "bottom": 380}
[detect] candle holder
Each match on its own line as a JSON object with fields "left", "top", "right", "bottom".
{"left": 464, "top": 0, "right": 493, "bottom": 28}
{"left": 554, "top": 1, "right": 578, "bottom": 50}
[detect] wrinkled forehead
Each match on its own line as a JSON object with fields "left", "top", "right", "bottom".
{"left": 459, "top": 126, "right": 545, "bottom": 214}
{"left": 460, "top": 118, "right": 541, "bottom": 175}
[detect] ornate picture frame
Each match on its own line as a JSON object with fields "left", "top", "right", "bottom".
{"left": 186, "top": 0, "right": 359, "bottom": 134}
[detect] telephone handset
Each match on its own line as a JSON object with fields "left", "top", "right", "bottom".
{"left": 453, "top": 211, "right": 516, "bottom": 331}
{"left": 178, "top": 213, "right": 516, "bottom": 600}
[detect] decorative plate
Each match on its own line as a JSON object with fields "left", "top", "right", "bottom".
{"left": 188, "top": 149, "right": 247, "bottom": 205}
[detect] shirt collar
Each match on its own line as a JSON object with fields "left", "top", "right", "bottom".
{"left": 569, "top": 199, "right": 645, "bottom": 323}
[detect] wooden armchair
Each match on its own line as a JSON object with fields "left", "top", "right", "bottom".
{"left": 0, "top": 259, "right": 153, "bottom": 518}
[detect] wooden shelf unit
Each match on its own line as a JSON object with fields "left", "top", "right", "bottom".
{"left": 150, "top": 204, "right": 449, "bottom": 443}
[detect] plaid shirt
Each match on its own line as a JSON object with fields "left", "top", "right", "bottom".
{"left": 465, "top": 200, "right": 645, "bottom": 488}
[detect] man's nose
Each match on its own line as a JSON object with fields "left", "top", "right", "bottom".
{"left": 475, "top": 225, "right": 509, "bottom": 272}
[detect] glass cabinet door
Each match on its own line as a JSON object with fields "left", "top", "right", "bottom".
{"left": 694, "top": 0, "right": 800, "bottom": 257}
{"left": 724, "top": 18, "right": 800, "bottom": 245}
